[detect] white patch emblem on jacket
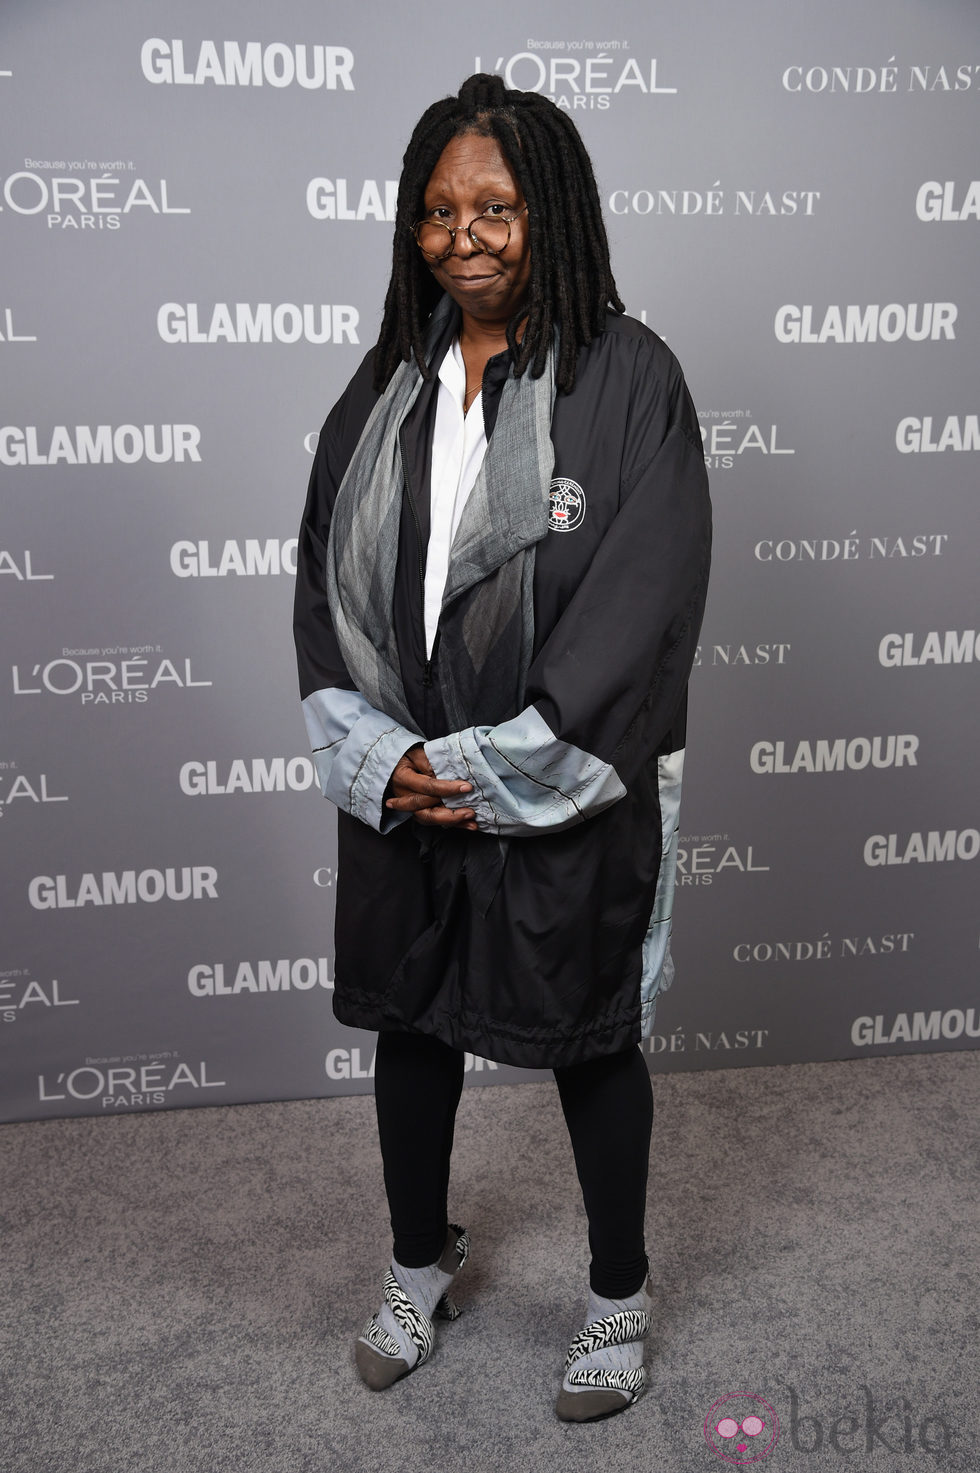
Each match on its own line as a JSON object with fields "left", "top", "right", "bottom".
{"left": 548, "top": 477, "right": 586, "bottom": 532}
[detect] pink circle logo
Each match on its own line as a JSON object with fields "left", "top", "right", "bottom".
{"left": 703, "top": 1393, "right": 780, "bottom": 1465}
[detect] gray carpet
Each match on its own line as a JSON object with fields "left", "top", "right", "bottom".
{"left": 2, "top": 1051, "right": 978, "bottom": 1472}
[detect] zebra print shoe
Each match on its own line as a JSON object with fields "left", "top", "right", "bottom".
{"left": 354, "top": 1223, "right": 469, "bottom": 1390}
{"left": 555, "top": 1280, "right": 652, "bottom": 1422}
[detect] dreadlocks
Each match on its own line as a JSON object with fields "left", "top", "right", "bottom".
{"left": 373, "top": 72, "right": 625, "bottom": 396}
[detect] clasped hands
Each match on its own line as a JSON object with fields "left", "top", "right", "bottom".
{"left": 385, "top": 744, "right": 478, "bottom": 831}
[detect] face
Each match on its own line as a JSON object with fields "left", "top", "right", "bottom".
{"left": 419, "top": 131, "right": 531, "bottom": 327}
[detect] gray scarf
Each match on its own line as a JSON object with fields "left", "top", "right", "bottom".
{"left": 326, "top": 296, "right": 556, "bottom": 738}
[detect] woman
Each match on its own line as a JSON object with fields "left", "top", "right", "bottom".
{"left": 294, "top": 73, "right": 711, "bottom": 1421}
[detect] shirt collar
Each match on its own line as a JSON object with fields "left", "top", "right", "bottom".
{"left": 437, "top": 335, "right": 467, "bottom": 395}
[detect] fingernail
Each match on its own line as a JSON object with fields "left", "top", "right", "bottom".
{"left": 457, "top": 783, "right": 472, "bottom": 792}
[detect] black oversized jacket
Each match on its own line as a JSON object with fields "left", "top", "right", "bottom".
{"left": 294, "top": 309, "right": 711, "bottom": 1068}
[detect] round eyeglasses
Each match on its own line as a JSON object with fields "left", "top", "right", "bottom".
{"left": 411, "top": 206, "right": 528, "bottom": 262}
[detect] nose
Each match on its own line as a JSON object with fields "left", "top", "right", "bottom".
{"left": 450, "top": 224, "right": 481, "bottom": 258}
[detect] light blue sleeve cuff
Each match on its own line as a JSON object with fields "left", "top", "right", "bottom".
{"left": 302, "top": 687, "right": 423, "bottom": 833}
{"left": 423, "top": 704, "right": 626, "bottom": 836}
{"left": 640, "top": 748, "right": 685, "bottom": 1033}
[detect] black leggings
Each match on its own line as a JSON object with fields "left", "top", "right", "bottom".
{"left": 373, "top": 1030, "right": 653, "bottom": 1298}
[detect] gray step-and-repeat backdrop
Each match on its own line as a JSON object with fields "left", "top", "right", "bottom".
{"left": 2, "top": 2, "right": 977, "bottom": 1122}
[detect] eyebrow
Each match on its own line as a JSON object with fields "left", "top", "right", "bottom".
{"left": 424, "top": 174, "right": 520, "bottom": 199}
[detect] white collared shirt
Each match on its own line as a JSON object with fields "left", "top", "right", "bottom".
{"left": 424, "top": 338, "right": 489, "bottom": 658}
